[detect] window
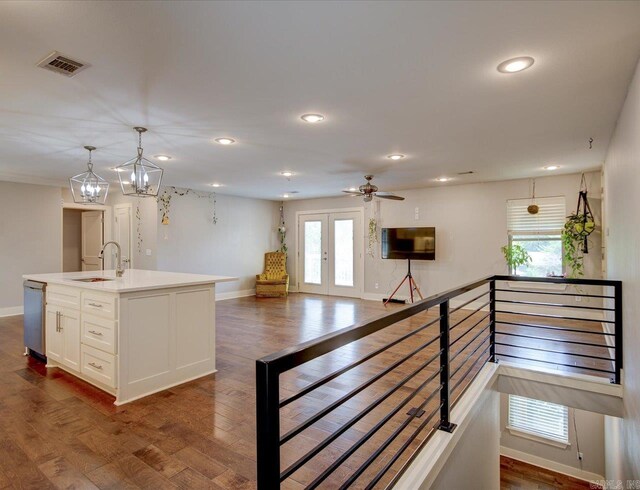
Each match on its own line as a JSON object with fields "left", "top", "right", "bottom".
{"left": 508, "top": 395, "right": 569, "bottom": 445}
{"left": 507, "top": 196, "right": 565, "bottom": 277}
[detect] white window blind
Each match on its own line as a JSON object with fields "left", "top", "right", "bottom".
{"left": 508, "top": 395, "right": 569, "bottom": 443}
{"left": 507, "top": 196, "right": 566, "bottom": 235}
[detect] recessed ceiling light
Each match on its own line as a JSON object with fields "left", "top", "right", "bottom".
{"left": 111, "top": 167, "right": 124, "bottom": 172}
{"left": 497, "top": 56, "right": 535, "bottom": 74}
{"left": 544, "top": 165, "right": 560, "bottom": 170}
{"left": 154, "top": 155, "right": 171, "bottom": 161}
{"left": 282, "top": 194, "right": 290, "bottom": 198}
{"left": 281, "top": 171, "right": 294, "bottom": 177}
{"left": 210, "top": 183, "right": 222, "bottom": 187}
{"left": 348, "top": 187, "right": 358, "bottom": 192}
{"left": 300, "top": 113, "right": 325, "bottom": 123}
{"left": 436, "top": 177, "right": 451, "bottom": 182}
{"left": 215, "top": 137, "right": 236, "bottom": 145}
{"left": 387, "top": 154, "right": 405, "bottom": 160}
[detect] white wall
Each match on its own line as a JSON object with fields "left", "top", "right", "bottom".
{"left": 499, "top": 393, "right": 605, "bottom": 479}
{"left": 283, "top": 172, "right": 602, "bottom": 298}
{"left": 156, "top": 189, "right": 280, "bottom": 296}
{"left": 429, "top": 388, "right": 500, "bottom": 489}
{"left": 0, "top": 181, "right": 62, "bottom": 314}
{"left": 603, "top": 56, "right": 640, "bottom": 480}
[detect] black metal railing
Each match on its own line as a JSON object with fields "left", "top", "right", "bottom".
{"left": 256, "top": 275, "right": 622, "bottom": 489}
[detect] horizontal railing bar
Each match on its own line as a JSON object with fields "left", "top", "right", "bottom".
{"left": 259, "top": 277, "right": 492, "bottom": 373}
{"left": 279, "top": 333, "right": 442, "bottom": 445}
{"left": 340, "top": 390, "right": 444, "bottom": 489}
{"left": 451, "top": 322, "right": 492, "bottom": 361}
{"left": 495, "top": 352, "right": 616, "bottom": 374}
{"left": 364, "top": 402, "right": 443, "bottom": 490}
{"left": 279, "top": 351, "right": 443, "bottom": 481}
{"left": 495, "top": 330, "right": 611, "bottom": 349}
{"left": 495, "top": 309, "right": 613, "bottom": 324}
{"left": 451, "top": 344, "right": 492, "bottom": 394}
{"left": 450, "top": 313, "right": 491, "bottom": 348}
{"left": 305, "top": 382, "right": 444, "bottom": 489}
{"left": 449, "top": 289, "right": 490, "bottom": 314}
{"left": 494, "top": 342, "right": 614, "bottom": 362}
{"left": 450, "top": 301, "right": 491, "bottom": 330}
{"left": 495, "top": 288, "right": 615, "bottom": 300}
{"left": 496, "top": 298, "right": 614, "bottom": 312}
{"left": 450, "top": 334, "right": 491, "bottom": 381}
{"left": 279, "top": 314, "right": 442, "bottom": 408}
{"left": 496, "top": 320, "right": 615, "bottom": 336}
{"left": 493, "top": 275, "right": 622, "bottom": 287}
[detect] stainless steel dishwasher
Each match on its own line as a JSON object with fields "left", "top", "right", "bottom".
{"left": 23, "top": 280, "right": 46, "bottom": 360}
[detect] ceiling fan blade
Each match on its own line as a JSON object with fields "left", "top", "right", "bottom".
{"left": 342, "top": 190, "right": 364, "bottom": 195}
{"left": 376, "top": 194, "right": 405, "bottom": 201}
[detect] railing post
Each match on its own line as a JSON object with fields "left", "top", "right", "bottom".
{"left": 614, "top": 283, "right": 623, "bottom": 384}
{"left": 438, "top": 300, "right": 456, "bottom": 433}
{"left": 256, "top": 360, "right": 281, "bottom": 489}
{"left": 489, "top": 279, "right": 496, "bottom": 362}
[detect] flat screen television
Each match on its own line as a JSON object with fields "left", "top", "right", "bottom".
{"left": 381, "top": 227, "right": 436, "bottom": 260}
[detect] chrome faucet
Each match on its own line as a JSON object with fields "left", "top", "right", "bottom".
{"left": 99, "top": 241, "right": 125, "bottom": 277}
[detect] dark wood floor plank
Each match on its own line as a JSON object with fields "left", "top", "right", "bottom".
{"left": 0, "top": 294, "right": 609, "bottom": 489}
{"left": 38, "top": 456, "right": 100, "bottom": 490}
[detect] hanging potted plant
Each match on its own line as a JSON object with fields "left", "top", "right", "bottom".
{"left": 501, "top": 244, "right": 531, "bottom": 275}
{"left": 562, "top": 174, "right": 596, "bottom": 278}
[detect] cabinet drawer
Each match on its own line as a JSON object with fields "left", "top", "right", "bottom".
{"left": 48, "top": 286, "right": 81, "bottom": 308}
{"left": 81, "top": 345, "right": 116, "bottom": 388}
{"left": 81, "top": 292, "right": 117, "bottom": 319}
{"left": 82, "top": 314, "right": 116, "bottom": 354}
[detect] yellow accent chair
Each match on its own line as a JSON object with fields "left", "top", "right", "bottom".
{"left": 256, "top": 251, "right": 289, "bottom": 298}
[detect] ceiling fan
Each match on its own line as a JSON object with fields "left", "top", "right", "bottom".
{"left": 343, "top": 175, "right": 405, "bottom": 202}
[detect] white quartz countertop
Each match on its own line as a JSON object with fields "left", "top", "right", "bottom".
{"left": 23, "top": 269, "right": 237, "bottom": 293}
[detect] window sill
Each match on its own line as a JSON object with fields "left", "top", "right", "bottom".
{"left": 506, "top": 426, "right": 571, "bottom": 449}
{"left": 507, "top": 281, "right": 568, "bottom": 291}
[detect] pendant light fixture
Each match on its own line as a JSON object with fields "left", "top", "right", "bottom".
{"left": 116, "top": 127, "right": 163, "bottom": 197}
{"left": 69, "top": 146, "right": 109, "bottom": 205}
{"left": 527, "top": 179, "right": 539, "bottom": 215}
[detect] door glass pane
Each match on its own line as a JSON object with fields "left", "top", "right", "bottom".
{"left": 304, "top": 221, "right": 322, "bottom": 284}
{"left": 334, "top": 219, "right": 354, "bottom": 287}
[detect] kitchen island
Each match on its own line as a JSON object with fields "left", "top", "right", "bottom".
{"left": 22, "top": 269, "right": 236, "bottom": 405}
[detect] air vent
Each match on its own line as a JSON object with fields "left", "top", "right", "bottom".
{"left": 37, "top": 51, "right": 89, "bottom": 77}
{"left": 457, "top": 171, "right": 475, "bottom": 175}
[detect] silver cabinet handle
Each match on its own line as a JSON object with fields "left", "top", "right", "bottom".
{"left": 56, "top": 311, "right": 62, "bottom": 332}
{"left": 88, "top": 330, "right": 103, "bottom": 336}
{"left": 88, "top": 362, "right": 103, "bottom": 370}
{"left": 88, "top": 302, "right": 103, "bottom": 308}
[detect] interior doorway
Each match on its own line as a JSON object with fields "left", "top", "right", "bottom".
{"left": 113, "top": 203, "right": 133, "bottom": 269}
{"left": 297, "top": 209, "right": 364, "bottom": 298}
{"left": 62, "top": 209, "right": 105, "bottom": 272}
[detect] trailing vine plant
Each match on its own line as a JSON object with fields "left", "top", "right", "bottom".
{"left": 156, "top": 186, "right": 218, "bottom": 226}
{"left": 278, "top": 203, "right": 287, "bottom": 254}
{"left": 136, "top": 202, "right": 143, "bottom": 254}
{"left": 562, "top": 174, "right": 596, "bottom": 278}
{"left": 368, "top": 218, "right": 378, "bottom": 258}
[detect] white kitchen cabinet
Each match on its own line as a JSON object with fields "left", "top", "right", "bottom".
{"left": 45, "top": 304, "right": 80, "bottom": 371}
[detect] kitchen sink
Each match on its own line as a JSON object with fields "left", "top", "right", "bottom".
{"left": 71, "top": 277, "right": 115, "bottom": 282}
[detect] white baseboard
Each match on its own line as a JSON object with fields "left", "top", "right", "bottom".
{"left": 215, "top": 289, "right": 256, "bottom": 301}
{"left": 500, "top": 446, "right": 604, "bottom": 483}
{"left": 0, "top": 306, "right": 23, "bottom": 317}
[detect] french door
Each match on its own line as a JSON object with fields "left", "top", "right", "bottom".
{"left": 298, "top": 211, "right": 363, "bottom": 298}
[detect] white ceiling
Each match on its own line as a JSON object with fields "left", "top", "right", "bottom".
{"left": 1, "top": 1, "right": 639, "bottom": 200}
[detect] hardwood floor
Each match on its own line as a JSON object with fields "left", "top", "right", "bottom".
{"left": 0, "top": 292, "right": 610, "bottom": 489}
{"left": 500, "top": 456, "right": 601, "bottom": 489}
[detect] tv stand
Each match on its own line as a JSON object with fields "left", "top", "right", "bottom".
{"left": 384, "top": 259, "right": 424, "bottom": 306}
